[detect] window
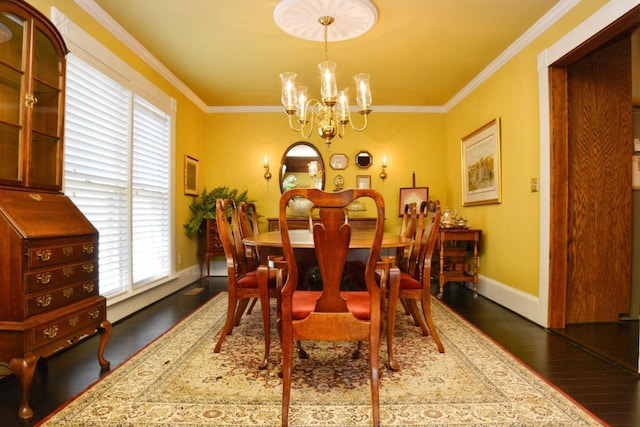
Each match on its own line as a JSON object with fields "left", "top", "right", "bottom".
{"left": 64, "top": 54, "right": 172, "bottom": 297}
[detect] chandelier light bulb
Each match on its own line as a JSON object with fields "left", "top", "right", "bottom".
{"left": 279, "top": 72, "right": 297, "bottom": 112}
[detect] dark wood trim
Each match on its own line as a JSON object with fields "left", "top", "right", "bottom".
{"left": 548, "top": 65, "right": 569, "bottom": 328}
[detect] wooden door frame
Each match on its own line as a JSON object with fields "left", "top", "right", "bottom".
{"left": 547, "top": 7, "right": 640, "bottom": 328}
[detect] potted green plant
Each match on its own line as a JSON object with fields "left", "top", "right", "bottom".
{"left": 183, "top": 186, "right": 251, "bottom": 237}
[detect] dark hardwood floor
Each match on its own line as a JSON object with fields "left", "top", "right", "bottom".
{"left": 0, "top": 278, "right": 638, "bottom": 427}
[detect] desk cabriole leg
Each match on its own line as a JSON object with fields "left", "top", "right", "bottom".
{"left": 98, "top": 320, "right": 112, "bottom": 369}
{"left": 10, "top": 355, "right": 38, "bottom": 421}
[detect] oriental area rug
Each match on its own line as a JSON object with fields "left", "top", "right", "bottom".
{"left": 39, "top": 293, "right": 604, "bottom": 426}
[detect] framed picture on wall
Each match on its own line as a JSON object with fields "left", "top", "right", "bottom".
{"left": 184, "top": 155, "right": 199, "bottom": 196}
{"left": 398, "top": 187, "right": 429, "bottom": 217}
{"left": 356, "top": 175, "right": 371, "bottom": 189}
{"left": 461, "top": 118, "right": 502, "bottom": 206}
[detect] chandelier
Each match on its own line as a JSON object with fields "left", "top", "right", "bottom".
{"left": 278, "top": 15, "right": 372, "bottom": 146}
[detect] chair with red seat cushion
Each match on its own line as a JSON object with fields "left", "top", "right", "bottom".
{"left": 213, "top": 199, "right": 275, "bottom": 369}
{"left": 279, "top": 188, "right": 385, "bottom": 427}
{"left": 393, "top": 200, "right": 445, "bottom": 353}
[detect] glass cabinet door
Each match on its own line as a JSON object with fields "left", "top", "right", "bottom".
{"left": 0, "top": 10, "right": 26, "bottom": 185}
{"left": 29, "top": 24, "right": 63, "bottom": 189}
{"left": 0, "top": 3, "right": 65, "bottom": 191}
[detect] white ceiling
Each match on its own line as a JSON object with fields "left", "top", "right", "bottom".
{"left": 90, "top": 0, "right": 562, "bottom": 109}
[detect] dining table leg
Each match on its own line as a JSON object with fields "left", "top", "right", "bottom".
{"left": 385, "top": 266, "right": 401, "bottom": 372}
{"left": 257, "top": 264, "right": 271, "bottom": 369}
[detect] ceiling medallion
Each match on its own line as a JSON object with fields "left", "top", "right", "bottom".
{"left": 273, "top": 0, "right": 378, "bottom": 42}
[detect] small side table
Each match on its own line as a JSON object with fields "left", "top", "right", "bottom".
{"left": 435, "top": 227, "right": 482, "bottom": 297}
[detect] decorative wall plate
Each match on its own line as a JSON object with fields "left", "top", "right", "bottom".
{"left": 330, "top": 153, "right": 348, "bottom": 170}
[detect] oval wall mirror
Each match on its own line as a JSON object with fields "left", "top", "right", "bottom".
{"left": 279, "top": 141, "right": 325, "bottom": 193}
{"left": 355, "top": 151, "right": 373, "bottom": 169}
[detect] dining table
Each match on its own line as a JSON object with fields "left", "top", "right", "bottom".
{"left": 243, "top": 229, "right": 412, "bottom": 371}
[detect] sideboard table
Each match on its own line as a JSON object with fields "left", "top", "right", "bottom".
{"left": 435, "top": 227, "right": 482, "bottom": 297}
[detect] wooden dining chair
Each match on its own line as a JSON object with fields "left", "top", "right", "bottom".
{"left": 214, "top": 198, "right": 274, "bottom": 369}
{"left": 278, "top": 188, "right": 385, "bottom": 427}
{"left": 392, "top": 200, "right": 445, "bottom": 353}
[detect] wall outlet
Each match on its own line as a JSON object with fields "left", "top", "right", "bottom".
{"left": 530, "top": 177, "right": 539, "bottom": 192}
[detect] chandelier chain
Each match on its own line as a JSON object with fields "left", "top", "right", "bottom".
{"left": 323, "top": 20, "right": 328, "bottom": 62}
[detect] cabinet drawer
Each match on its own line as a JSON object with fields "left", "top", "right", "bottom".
{"left": 207, "top": 233, "right": 222, "bottom": 251}
{"left": 31, "top": 301, "right": 106, "bottom": 350}
{"left": 27, "top": 240, "right": 97, "bottom": 268}
{"left": 25, "top": 280, "right": 98, "bottom": 317}
{"left": 24, "top": 261, "right": 98, "bottom": 293}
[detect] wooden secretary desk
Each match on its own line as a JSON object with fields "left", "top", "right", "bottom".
{"left": 0, "top": 0, "right": 110, "bottom": 421}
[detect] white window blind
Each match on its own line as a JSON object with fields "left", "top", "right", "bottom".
{"left": 64, "top": 54, "right": 171, "bottom": 297}
{"left": 131, "top": 95, "right": 170, "bottom": 286}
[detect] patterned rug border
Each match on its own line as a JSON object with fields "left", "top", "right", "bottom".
{"left": 37, "top": 291, "right": 607, "bottom": 426}
{"left": 432, "top": 296, "right": 606, "bottom": 424}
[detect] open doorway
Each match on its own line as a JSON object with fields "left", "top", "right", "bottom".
{"left": 547, "top": 13, "right": 640, "bottom": 372}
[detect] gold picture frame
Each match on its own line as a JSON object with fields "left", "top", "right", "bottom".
{"left": 184, "top": 155, "right": 199, "bottom": 196}
{"left": 461, "top": 118, "right": 502, "bottom": 206}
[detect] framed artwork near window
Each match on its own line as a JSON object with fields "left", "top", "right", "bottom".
{"left": 356, "top": 175, "right": 371, "bottom": 189}
{"left": 398, "top": 187, "right": 429, "bottom": 217}
{"left": 461, "top": 118, "right": 502, "bottom": 206}
{"left": 184, "top": 155, "right": 199, "bottom": 196}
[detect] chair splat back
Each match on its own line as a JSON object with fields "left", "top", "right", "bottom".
{"left": 312, "top": 206, "right": 352, "bottom": 312}
{"left": 238, "top": 202, "right": 260, "bottom": 271}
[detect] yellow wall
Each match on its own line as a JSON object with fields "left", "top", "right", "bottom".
{"left": 444, "top": 0, "right": 608, "bottom": 296}
{"left": 203, "top": 112, "right": 446, "bottom": 234}
{"left": 26, "top": 0, "right": 612, "bottom": 300}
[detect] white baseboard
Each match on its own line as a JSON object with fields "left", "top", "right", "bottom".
{"left": 475, "top": 275, "right": 545, "bottom": 327}
{"left": 106, "top": 264, "right": 201, "bottom": 324}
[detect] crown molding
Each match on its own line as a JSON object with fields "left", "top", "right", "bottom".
{"left": 75, "top": 0, "right": 578, "bottom": 115}
{"left": 73, "top": 0, "right": 207, "bottom": 111}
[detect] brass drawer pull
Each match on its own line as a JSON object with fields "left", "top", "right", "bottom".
{"left": 63, "top": 246, "right": 74, "bottom": 256}
{"left": 82, "top": 264, "right": 94, "bottom": 274}
{"left": 69, "top": 316, "right": 79, "bottom": 327}
{"left": 83, "top": 244, "right": 95, "bottom": 254}
{"left": 43, "top": 325, "right": 58, "bottom": 339}
{"left": 36, "top": 295, "right": 52, "bottom": 307}
{"left": 88, "top": 309, "right": 100, "bottom": 320}
{"left": 63, "top": 288, "right": 74, "bottom": 298}
{"left": 36, "top": 272, "right": 51, "bottom": 285}
{"left": 36, "top": 249, "right": 52, "bottom": 262}
{"left": 62, "top": 267, "right": 73, "bottom": 277}
{"left": 83, "top": 282, "right": 95, "bottom": 293}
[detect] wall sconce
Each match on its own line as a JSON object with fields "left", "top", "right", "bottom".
{"left": 379, "top": 155, "right": 387, "bottom": 180}
{"left": 263, "top": 156, "right": 272, "bottom": 180}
